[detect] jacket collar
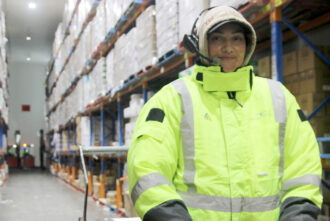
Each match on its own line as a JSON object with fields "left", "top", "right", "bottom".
{"left": 191, "top": 65, "right": 254, "bottom": 92}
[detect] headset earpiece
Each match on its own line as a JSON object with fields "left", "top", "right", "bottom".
{"left": 183, "top": 34, "right": 198, "bottom": 54}
{"left": 182, "top": 7, "right": 218, "bottom": 65}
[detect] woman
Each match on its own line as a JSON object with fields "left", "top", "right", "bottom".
{"left": 128, "top": 6, "right": 322, "bottom": 221}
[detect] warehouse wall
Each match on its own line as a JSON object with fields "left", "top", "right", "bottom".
{"left": 8, "top": 61, "right": 46, "bottom": 167}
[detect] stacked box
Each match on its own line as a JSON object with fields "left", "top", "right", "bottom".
{"left": 91, "top": 1, "right": 107, "bottom": 53}
{"left": 113, "top": 28, "right": 138, "bottom": 86}
{"left": 53, "top": 23, "right": 63, "bottom": 56}
{"left": 257, "top": 56, "right": 271, "bottom": 78}
{"left": 90, "top": 116, "right": 113, "bottom": 146}
{"left": 179, "top": 0, "right": 209, "bottom": 42}
{"left": 105, "top": 0, "right": 121, "bottom": 32}
{"left": 106, "top": 190, "right": 117, "bottom": 205}
{"left": 156, "top": 0, "right": 179, "bottom": 58}
{"left": 298, "top": 46, "right": 330, "bottom": 73}
{"left": 106, "top": 50, "right": 115, "bottom": 90}
{"left": 283, "top": 51, "right": 297, "bottom": 76}
{"left": 135, "top": 5, "right": 157, "bottom": 72}
{"left": 124, "top": 94, "right": 144, "bottom": 145}
{"left": 76, "top": 116, "right": 91, "bottom": 147}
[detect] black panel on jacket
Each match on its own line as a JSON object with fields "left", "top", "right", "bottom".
{"left": 297, "top": 109, "right": 308, "bottom": 122}
{"left": 279, "top": 197, "right": 320, "bottom": 221}
{"left": 143, "top": 200, "right": 192, "bottom": 221}
{"left": 146, "top": 108, "right": 165, "bottom": 123}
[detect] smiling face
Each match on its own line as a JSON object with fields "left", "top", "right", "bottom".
{"left": 208, "top": 23, "right": 246, "bottom": 72}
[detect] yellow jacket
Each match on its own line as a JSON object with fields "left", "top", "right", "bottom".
{"left": 128, "top": 65, "right": 322, "bottom": 221}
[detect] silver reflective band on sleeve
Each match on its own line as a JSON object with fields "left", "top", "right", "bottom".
{"left": 282, "top": 174, "right": 321, "bottom": 191}
{"left": 131, "top": 172, "right": 174, "bottom": 205}
{"left": 278, "top": 122, "right": 286, "bottom": 180}
{"left": 267, "top": 79, "right": 287, "bottom": 182}
{"left": 171, "top": 79, "right": 197, "bottom": 193}
{"left": 267, "top": 79, "right": 287, "bottom": 123}
{"left": 178, "top": 191, "right": 280, "bottom": 213}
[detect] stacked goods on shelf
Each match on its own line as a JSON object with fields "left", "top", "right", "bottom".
{"left": 106, "top": 190, "right": 117, "bottom": 206}
{"left": 76, "top": 116, "right": 91, "bottom": 147}
{"left": 283, "top": 46, "right": 330, "bottom": 137}
{"left": 114, "top": 28, "right": 138, "bottom": 86}
{"left": 156, "top": 0, "right": 179, "bottom": 58}
{"left": 178, "top": 0, "right": 209, "bottom": 41}
{"left": 257, "top": 55, "right": 272, "bottom": 78}
{"left": 124, "top": 94, "right": 144, "bottom": 145}
{"left": 105, "top": 50, "right": 114, "bottom": 91}
{"left": 93, "top": 175, "right": 100, "bottom": 197}
{"left": 283, "top": 50, "right": 299, "bottom": 94}
{"left": 88, "top": 58, "right": 108, "bottom": 100}
{"left": 90, "top": 115, "right": 113, "bottom": 146}
{"left": 0, "top": 9, "right": 8, "bottom": 125}
{"left": 135, "top": 5, "right": 157, "bottom": 72}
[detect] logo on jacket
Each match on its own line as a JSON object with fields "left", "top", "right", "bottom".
{"left": 204, "top": 113, "right": 211, "bottom": 121}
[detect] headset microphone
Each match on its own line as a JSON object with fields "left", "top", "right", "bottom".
{"left": 183, "top": 34, "right": 220, "bottom": 65}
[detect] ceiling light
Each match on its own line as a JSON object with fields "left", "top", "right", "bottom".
{"left": 26, "top": 36, "right": 31, "bottom": 41}
{"left": 26, "top": 57, "right": 31, "bottom": 61}
{"left": 28, "top": 2, "right": 36, "bottom": 9}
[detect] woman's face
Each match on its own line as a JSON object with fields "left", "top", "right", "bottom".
{"left": 208, "top": 23, "right": 246, "bottom": 72}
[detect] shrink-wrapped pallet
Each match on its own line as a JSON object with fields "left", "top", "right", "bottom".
{"left": 156, "top": 0, "right": 179, "bottom": 58}
{"left": 123, "top": 94, "right": 144, "bottom": 145}
{"left": 135, "top": 5, "right": 157, "bottom": 72}
{"left": 114, "top": 29, "right": 137, "bottom": 81}
{"left": 106, "top": 50, "right": 115, "bottom": 90}
{"left": 179, "top": 0, "right": 209, "bottom": 41}
{"left": 113, "top": 33, "right": 127, "bottom": 86}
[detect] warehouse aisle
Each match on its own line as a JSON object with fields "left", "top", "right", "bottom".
{"left": 0, "top": 169, "right": 118, "bottom": 221}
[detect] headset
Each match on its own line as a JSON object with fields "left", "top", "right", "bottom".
{"left": 182, "top": 7, "right": 220, "bottom": 65}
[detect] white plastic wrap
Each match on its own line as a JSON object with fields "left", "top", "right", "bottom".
{"left": 114, "top": 29, "right": 138, "bottom": 81}
{"left": 156, "top": 0, "right": 179, "bottom": 58}
{"left": 179, "top": 0, "right": 209, "bottom": 41}
{"left": 123, "top": 94, "right": 144, "bottom": 145}
{"left": 136, "top": 5, "right": 157, "bottom": 72}
{"left": 106, "top": 50, "right": 115, "bottom": 90}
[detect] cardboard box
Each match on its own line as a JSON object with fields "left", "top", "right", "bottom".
{"left": 257, "top": 56, "right": 271, "bottom": 78}
{"left": 322, "top": 180, "right": 330, "bottom": 205}
{"left": 299, "top": 68, "right": 330, "bottom": 94}
{"left": 296, "top": 93, "right": 327, "bottom": 117}
{"left": 284, "top": 73, "right": 300, "bottom": 95}
{"left": 283, "top": 51, "right": 298, "bottom": 76}
{"left": 297, "top": 46, "right": 330, "bottom": 72}
{"left": 310, "top": 117, "right": 330, "bottom": 137}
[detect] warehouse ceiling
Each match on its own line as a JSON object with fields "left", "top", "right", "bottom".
{"left": 3, "top": 0, "right": 66, "bottom": 66}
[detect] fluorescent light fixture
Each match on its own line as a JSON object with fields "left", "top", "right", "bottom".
{"left": 26, "top": 57, "right": 31, "bottom": 61}
{"left": 26, "top": 36, "right": 31, "bottom": 41}
{"left": 28, "top": 2, "right": 36, "bottom": 9}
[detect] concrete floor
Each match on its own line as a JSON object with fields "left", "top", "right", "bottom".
{"left": 0, "top": 169, "right": 118, "bottom": 221}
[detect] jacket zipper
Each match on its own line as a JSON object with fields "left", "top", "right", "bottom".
{"left": 227, "top": 92, "right": 243, "bottom": 108}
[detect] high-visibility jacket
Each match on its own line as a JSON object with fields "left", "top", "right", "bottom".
{"left": 127, "top": 65, "right": 322, "bottom": 221}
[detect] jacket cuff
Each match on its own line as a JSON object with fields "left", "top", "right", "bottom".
{"left": 143, "top": 199, "right": 192, "bottom": 221}
{"left": 280, "top": 197, "right": 321, "bottom": 221}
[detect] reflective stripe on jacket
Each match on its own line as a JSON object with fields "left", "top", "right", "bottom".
{"left": 127, "top": 65, "right": 322, "bottom": 220}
